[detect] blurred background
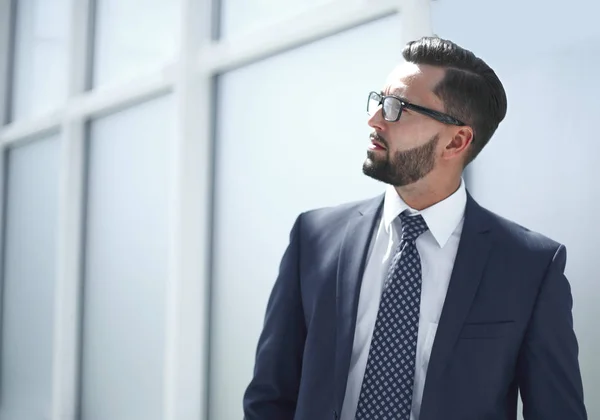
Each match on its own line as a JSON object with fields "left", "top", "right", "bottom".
{"left": 0, "top": 0, "right": 598, "bottom": 419}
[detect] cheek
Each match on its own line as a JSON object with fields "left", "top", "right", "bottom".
{"left": 388, "top": 121, "right": 437, "bottom": 150}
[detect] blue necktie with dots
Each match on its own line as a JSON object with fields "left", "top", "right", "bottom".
{"left": 355, "top": 211, "right": 429, "bottom": 420}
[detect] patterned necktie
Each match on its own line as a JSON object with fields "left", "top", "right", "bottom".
{"left": 355, "top": 211, "right": 429, "bottom": 420}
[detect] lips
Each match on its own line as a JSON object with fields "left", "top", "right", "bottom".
{"left": 370, "top": 133, "right": 387, "bottom": 150}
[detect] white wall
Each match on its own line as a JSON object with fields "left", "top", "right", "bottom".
{"left": 432, "top": 1, "right": 600, "bottom": 418}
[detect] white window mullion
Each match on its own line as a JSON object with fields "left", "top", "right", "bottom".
{"left": 199, "top": 0, "right": 400, "bottom": 74}
{"left": 197, "top": 0, "right": 434, "bottom": 76}
{"left": 0, "top": 113, "right": 63, "bottom": 147}
{"left": 0, "top": 67, "right": 174, "bottom": 148}
{"left": 0, "top": 0, "right": 13, "bottom": 126}
{"left": 51, "top": 0, "right": 92, "bottom": 419}
{"left": 51, "top": 118, "right": 86, "bottom": 420}
{"left": 66, "top": 0, "right": 93, "bottom": 98}
{"left": 163, "top": 0, "right": 214, "bottom": 419}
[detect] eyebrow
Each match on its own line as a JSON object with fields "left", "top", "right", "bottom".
{"left": 382, "top": 89, "right": 411, "bottom": 104}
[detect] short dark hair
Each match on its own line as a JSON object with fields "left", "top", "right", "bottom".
{"left": 402, "top": 36, "right": 507, "bottom": 166}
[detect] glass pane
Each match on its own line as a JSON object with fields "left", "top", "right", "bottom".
{"left": 80, "top": 96, "right": 173, "bottom": 420}
{"left": 432, "top": 1, "right": 600, "bottom": 419}
{"left": 11, "top": 0, "right": 69, "bottom": 121}
{"left": 220, "top": 0, "right": 334, "bottom": 39}
{"left": 211, "top": 14, "right": 402, "bottom": 420}
{"left": 0, "top": 135, "right": 60, "bottom": 420}
{"left": 92, "top": 0, "right": 180, "bottom": 87}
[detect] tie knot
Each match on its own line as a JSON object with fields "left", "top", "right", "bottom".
{"left": 399, "top": 212, "right": 428, "bottom": 243}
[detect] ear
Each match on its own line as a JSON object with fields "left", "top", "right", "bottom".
{"left": 442, "top": 126, "right": 473, "bottom": 160}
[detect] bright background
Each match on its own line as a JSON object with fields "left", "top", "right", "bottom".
{"left": 0, "top": 0, "right": 597, "bottom": 419}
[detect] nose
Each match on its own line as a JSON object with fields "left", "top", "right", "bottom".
{"left": 368, "top": 107, "right": 386, "bottom": 132}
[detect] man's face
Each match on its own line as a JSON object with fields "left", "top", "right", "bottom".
{"left": 363, "top": 63, "right": 450, "bottom": 187}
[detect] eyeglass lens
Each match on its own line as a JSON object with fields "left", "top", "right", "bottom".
{"left": 367, "top": 92, "right": 401, "bottom": 122}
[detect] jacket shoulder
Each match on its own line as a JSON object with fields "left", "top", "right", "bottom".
{"left": 288, "top": 195, "right": 382, "bottom": 249}
{"left": 300, "top": 195, "right": 382, "bottom": 228}
{"left": 478, "top": 203, "right": 563, "bottom": 257}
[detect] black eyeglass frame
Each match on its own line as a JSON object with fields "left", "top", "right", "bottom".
{"left": 367, "top": 91, "right": 465, "bottom": 126}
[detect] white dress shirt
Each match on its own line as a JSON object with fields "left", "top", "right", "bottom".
{"left": 340, "top": 179, "right": 467, "bottom": 420}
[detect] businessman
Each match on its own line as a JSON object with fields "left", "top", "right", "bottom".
{"left": 243, "top": 36, "right": 587, "bottom": 420}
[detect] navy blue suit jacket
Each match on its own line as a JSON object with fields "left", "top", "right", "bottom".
{"left": 243, "top": 193, "right": 587, "bottom": 420}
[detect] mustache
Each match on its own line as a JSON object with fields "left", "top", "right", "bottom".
{"left": 370, "top": 132, "right": 388, "bottom": 148}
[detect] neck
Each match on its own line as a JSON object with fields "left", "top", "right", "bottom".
{"left": 394, "top": 173, "right": 462, "bottom": 211}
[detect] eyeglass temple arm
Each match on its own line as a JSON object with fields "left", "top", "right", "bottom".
{"left": 405, "top": 103, "right": 464, "bottom": 126}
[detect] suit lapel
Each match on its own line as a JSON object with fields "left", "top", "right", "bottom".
{"left": 333, "top": 196, "right": 383, "bottom": 412}
{"left": 420, "top": 192, "right": 493, "bottom": 419}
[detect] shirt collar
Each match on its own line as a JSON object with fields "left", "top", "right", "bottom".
{"left": 383, "top": 178, "right": 467, "bottom": 248}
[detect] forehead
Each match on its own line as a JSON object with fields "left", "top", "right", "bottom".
{"left": 383, "top": 62, "right": 445, "bottom": 105}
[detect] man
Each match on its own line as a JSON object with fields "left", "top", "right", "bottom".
{"left": 243, "top": 37, "right": 587, "bottom": 420}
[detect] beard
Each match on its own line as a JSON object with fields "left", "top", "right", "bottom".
{"left": 362, "top": 133, "right": 439, "bottom": 187}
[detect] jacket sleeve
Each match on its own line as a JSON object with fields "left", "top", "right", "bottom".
{"left": 517, "top": 244, "right": 587, "bottom": 419}
{"left": 243, "top": 214, "right": 307, "bottom": 420}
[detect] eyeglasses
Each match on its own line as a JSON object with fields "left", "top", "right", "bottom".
{"left": 367, "top": 91, "right": 465, "bottom": 126}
